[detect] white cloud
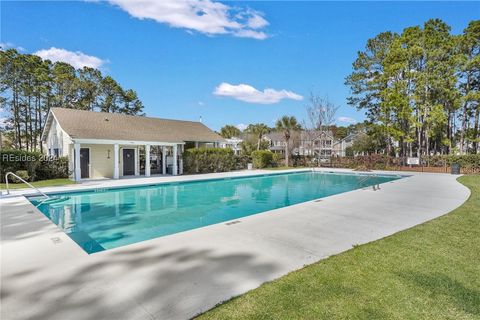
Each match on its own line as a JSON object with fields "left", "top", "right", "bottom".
{"left": 337, "top": 116, "right": 357, "bottom": 124}
{"left": 213, "top": 83, "right": 303, "bottom": 104}
{"left": 34, "top": 47, "right": 105, "bottom": 69}
{"left": 0, "top": 42, "right": 26, "bottom": 52}
{"left": 246, "top": 13, "right": 268, "bottom": 29}
{"left": 236, "top": 123, "right": 248, "bottom": 131}
{"left": 107, "top": 0, "right": 269, "bottom": 39}
{"left": 232, "top": 29, "right": 268, "bottom": 40}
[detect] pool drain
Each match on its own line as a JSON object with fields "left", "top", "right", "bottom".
{"left": 225, "top": 220, "right": 241, "bottom": 226}
{"left": 50, "top": 237, "right": 63, "bottom": 244}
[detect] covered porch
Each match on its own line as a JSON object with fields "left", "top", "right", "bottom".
{"left": 70, "top": 139, "right": 185, "bottom": 181}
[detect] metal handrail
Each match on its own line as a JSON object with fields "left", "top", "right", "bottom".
{"left": 4, "top": 172, "right": 50, "bottom": 199}
{"left": 357, "top": 175, "right": 380, "bottom": 191}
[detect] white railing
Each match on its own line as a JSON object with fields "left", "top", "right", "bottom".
{"left": 4, "top": 172, "right": 50, "bottom": 199}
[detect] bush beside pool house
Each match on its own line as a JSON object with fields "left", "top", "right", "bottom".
{"left": 41, "top": 108, "right": 224, "bottom": 181}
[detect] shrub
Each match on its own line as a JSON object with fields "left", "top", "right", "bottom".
{"left": 353, "top": 165, "right": 372, "bottom": 172}
{"left": 272, "top": 153, "right": 281, "bottom": 167}
{"left": 330, "top": 154, "right": 480, "bottom": 172}
{"left": 36, "top": 156, "right": 69, "bottom": 180}
{"left": 291, "top": 154, "right": 314, "bottom": 167}
{"left": 1, "top": 149, "right": 42, "bottom": 182}
{"left": 251, "top": 150, "right": 274, "bottom": 168}
{"left": 11, "top": 170, "right": 30, "bottom": 183}
{"left": 183, "top": 147, "right": 236, "bottom": 174}
{"left": 0, "top": 149, "right": 70, "bottom": 182}
{"left": 345, "top": 146, "right": 354, "bottom": 157}
{"left": 234, "top": 155, "right": 251, "bottom": 170}
{"left": 442, "top": 155, "right": 480, "bottom": 168}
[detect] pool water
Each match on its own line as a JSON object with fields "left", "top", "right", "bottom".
{"left": 28, "top": 171, "right": 402, "bottom": 254}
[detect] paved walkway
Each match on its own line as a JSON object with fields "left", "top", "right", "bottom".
{"left": 0, "top": 169, "right": 470, "bottom": 320}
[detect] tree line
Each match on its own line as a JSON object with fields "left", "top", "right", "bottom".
{"left": 0, "top": 48, "right": 144, "bottom": 152}
{"left": 346, "top": 19, "right": 479, "bottom": 157}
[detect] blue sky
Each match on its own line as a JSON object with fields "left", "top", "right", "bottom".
{"left": 2, "top": 1, "right": 479, "bottom": 131}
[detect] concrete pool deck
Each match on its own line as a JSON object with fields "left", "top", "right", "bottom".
{"left": 0, "top": 169, "right": 470, "bottom": 320}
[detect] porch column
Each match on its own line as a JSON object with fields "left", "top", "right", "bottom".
{"left": 145, "top": 144, "right": 151, "bottom": 177}
{"left": 172, "top": 144, "right": 178, "bottom": 176}
{"left": 162, "top": 146, "right": 166, "bottom": 175}
{"left": 74, "top": 143, "right": 81, "bottom": 182}
{"left": 179, "top": 144, "right": 184, "bottom": 175}
{"left": 195, "top": 141, "right": 199, "bottom": 148}
{"left": 134, "top": 148, "right": 139, "bottom": 176}
{"left": 113, "top": 144, "right": 119, "bottom": 179}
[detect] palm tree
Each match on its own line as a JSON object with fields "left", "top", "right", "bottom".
{"left": 275, "top": 116, "right": 301, "bottom": 167}
{"left": 247, "top": 123, "right": 270, "bottom": 150}
{"left": 220, "top": 125, "right": 241, "bottom": 139}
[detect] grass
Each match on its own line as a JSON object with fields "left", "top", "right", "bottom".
{"left": 197, "top": 175, "right": 480, "bottom": 320}
{"left": 0, "top": 178, "right": 75, "bottom": 190}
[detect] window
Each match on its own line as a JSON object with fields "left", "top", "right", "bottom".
{"left": 54, "top": 148, "right": 59, "bottom": 157}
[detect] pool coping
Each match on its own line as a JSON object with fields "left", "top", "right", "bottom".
{"left": 1, "top": 168, "right": 470, "bottom": 320}
{"left": 3, "top": 168, "right": 409, "bottom": 198}
{"left": 27, "top": 169, "right": 407, "bottom": 198}
{"left": 27, "top": 169, "right": 406, "bottom": 254}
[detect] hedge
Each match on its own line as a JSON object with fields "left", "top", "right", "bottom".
{"left": 183, "top": 147, "right": 237, "bottom": 174}
{"left": 234, "top": 155, "right": 251, "bottom": 170}
{"left": 330, "top": 154, "right": 392, "bottom": 170}
{"left": 282, "top": 154, "right": 480, "bottom": 172}
{"left": 0, "top": 149, "right": 69, "bottom": 183}
{"left": 426, "top": 155, "right": 480, "bottom": 169}
{"left": 328, "top": 154, "right": 480, "bottom": 171}
{"left": 252, "top": 150, "right": 275, "bottom": 168}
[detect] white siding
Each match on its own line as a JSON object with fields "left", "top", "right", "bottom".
{"left": 44, "top": 116, "right": 72, "bottom": 157}
{"left": 44, "top": 115, "right": 74, "bottom": 179}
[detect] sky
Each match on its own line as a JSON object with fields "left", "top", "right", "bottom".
{"left": 1, "top": 1, "right": 479, "bottom": 131}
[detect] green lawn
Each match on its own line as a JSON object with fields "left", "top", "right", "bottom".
{"left": 0, "top": 178, "right": 75, "bottom": 190}
{"left": 197, "top": 175, "right": 480, "bottom": 320}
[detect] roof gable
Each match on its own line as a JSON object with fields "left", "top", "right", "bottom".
{"left": 45, "top": 108, "right": 223, "bottom": 143}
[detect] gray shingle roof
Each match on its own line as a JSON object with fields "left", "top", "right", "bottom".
{"left": 48, "top": 108, "right": 223, "bottom": 143}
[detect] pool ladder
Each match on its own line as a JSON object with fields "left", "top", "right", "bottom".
{"left": 4, "top": 172, "right": 51, "bottom": 199}
{"left": 358, "top": 175, "right": 380, "bottom": 191}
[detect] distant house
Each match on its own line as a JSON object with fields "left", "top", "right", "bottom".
{"left": 296, "top": 131, "right": 335, "bottom": 157}
{"left": 264, "top": 130, "right": 360, "bottom": 158}
{"left": 42, "top": 108, "right": 223, "bottom": 181}
{"left": 332, "top": 132, "right": 361, "bottom": 157}
{"left": 219, "top": 137, "right": 243, "bottom": 155}
{"left": 264, "top": 131, "right": 334, "bottom": 157}
{"left": 263, "top": 132, "right": 289, "bottom": 154}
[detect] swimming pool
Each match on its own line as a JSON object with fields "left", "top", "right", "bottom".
{"left": 28, "top": 171, "right": 402, "bottom": 254}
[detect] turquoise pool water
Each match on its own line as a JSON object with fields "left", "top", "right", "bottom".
{"left": 28, "top": 171, "right": 402, "bottom": 254}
